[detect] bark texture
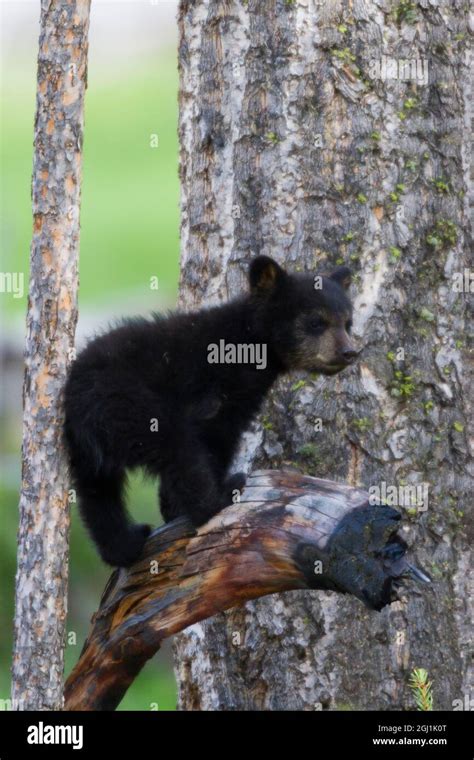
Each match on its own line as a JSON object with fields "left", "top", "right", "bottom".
{"left": 65, "top": 470, "right": 426, "bottom": 710}
{"left": 175, "top": 0, "right": 472, "bottom": 710}
{"left": 11, "top": 0, "right": 90, "bottom": 711}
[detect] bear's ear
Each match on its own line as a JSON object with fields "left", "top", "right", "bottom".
{"left": 329, "top": 265, "right": 352, "bottom": 291}
{"left": 249, "top": 256, "right": 286, "bottom": 295}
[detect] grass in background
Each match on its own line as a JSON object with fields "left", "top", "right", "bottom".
{"left": 1, "top": 54, "right": 180, "bottom": 314}
{"left": 79, "top": 57, "right": 180, "bottom": 305}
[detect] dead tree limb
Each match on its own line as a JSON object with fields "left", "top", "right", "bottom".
{"left": 64, "top": 470, "right": 429, "bottom": 711}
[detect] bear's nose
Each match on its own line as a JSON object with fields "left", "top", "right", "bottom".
{"left": 341, "top": 347, "right": 360, "bottom": 364}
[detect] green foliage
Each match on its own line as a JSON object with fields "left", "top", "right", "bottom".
{"left": 332, "top": 47, "right": 356, "bottom": 63}
{"left": 409, "top": 668, "right": 433, "bottom": 711}
{"left": 403, "top": 97, "right": 418, "bottom": 110}
{"left": 432, "top": 178, "right": 450, "bottom": 194}
{"left": 419, "top": 307, "right": 435, "bottom": 323}
{"left": 395, "top": 1, "right": 419, "bottom": 25}
{"left": 397, "top": 96, "right": 418, "bottom": 122}
{"left": 291, "top": 379, "right": 307, "bottom": 392}
{"left": 265, "top": 131, "right": 279, "bottom": 144}
{"left": 262, "top": 414, "right": 274, "bottom": 431}
{"left": 297, "top": 443, "right": 319, "bottom": 460}
{"left": 426, "top": 219, "right": 458, "bottom": 250}
{"left": 390, "top": 370, "right": 416, "bottom": 398}
{"left": 352, "top": 417, "right": 371, "bottom": 433}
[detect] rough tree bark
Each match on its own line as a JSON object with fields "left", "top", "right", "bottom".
{"left": 174, "top": 0, "right": 472, "bottom": 710}
{"left": 11, "top": 0, "right": 91, "bottom": 711}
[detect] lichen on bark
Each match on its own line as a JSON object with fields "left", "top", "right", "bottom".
{"left": 174, "top": 0, "right": 472, "bottom": 710}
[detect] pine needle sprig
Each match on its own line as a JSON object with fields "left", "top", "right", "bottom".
{"left": 409, "top": 668, "right": 433, "bottom": 711}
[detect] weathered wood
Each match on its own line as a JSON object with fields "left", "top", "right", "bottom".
{"left": 12, "top": 0, "right": 91, "bottom": 711}
{"left": 64, "top": 470, "right": 428, "bottom": 711}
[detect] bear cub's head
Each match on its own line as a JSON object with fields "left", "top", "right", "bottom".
{"left": 249, "top": 256, "right": 360, "bottom": 375}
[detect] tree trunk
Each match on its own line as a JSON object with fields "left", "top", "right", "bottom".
{"left": 11, "top": 0, "right": 91, "bottom": 711}
{"left": 174, "top": 0, "right": 472, "bottom": 710}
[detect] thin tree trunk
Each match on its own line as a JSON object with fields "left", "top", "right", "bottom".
{"left": 11, "top": 0, "right": 91, "bottom": 711}
{"left": 174, "top": 0, "right": 472, "bottom": 710}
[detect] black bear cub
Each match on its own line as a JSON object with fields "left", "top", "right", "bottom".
{"left": 64, "top": 256, "right": 359, "bottom": 567}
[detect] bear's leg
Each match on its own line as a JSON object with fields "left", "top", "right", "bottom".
{"left": 155, "top": 431, "right": 237, "bottom": 526}
{"left": 158, "top": 471, "right": 246, "bottom": 525}
{"left": 157, "top": 473, "right": 173, "bottom": 523}
{"left": 205, "top": 436, "right": 247, "bottom": 508}
{"left": 158, "top": 458, "right": 246, "bottom": 527}
{"left": 75, "top": 468, "right": 151, "bottom": 567}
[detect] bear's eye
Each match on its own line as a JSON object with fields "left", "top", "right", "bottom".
{"left": 308, "top": 317, "right": 326, "bottom": 333}
{"left": 345, "top": 319, "right": 353, "bottom": 333}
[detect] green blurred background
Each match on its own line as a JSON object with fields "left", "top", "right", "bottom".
{"left": 1, "top": 1, "right": 180, "bottom": 709}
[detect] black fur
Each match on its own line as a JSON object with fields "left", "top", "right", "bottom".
{"left": 64, "top": 257, "right": 358, "bottom": 566}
